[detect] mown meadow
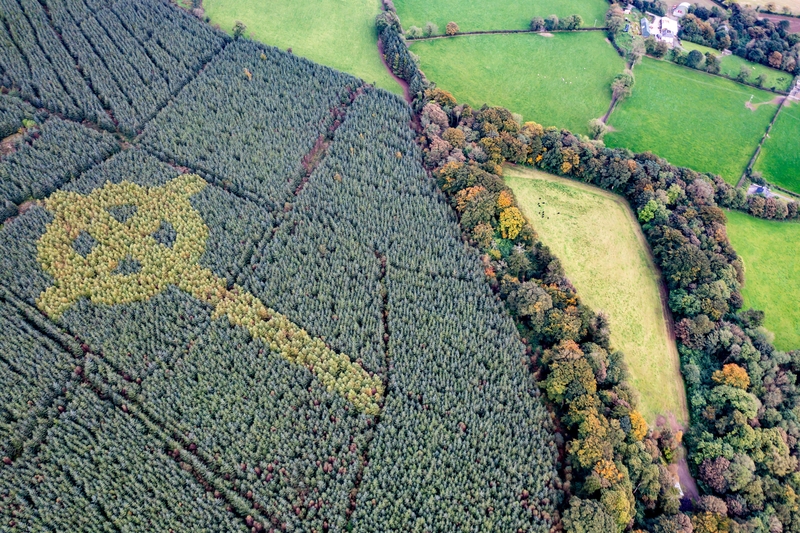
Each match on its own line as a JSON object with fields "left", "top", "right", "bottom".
{"left": 606, "top": 58, "right": 778, "bottom": 184}
{"left": 505, "top": 166, "right": 685, "bottom": 423}
{"left": 679, "top": 40, "right": 794, "bottom": 93}
{"left": 726, "top": 209, "right": 800, "bottom": 351}
{"left": 395, "top": 0, "right": 609, "bottom": 31}
{"left": 754, "top": 102, "right": 800, "bottom": 194}
{"left": 410, "top": 32, "right": 625, "bottom": 135}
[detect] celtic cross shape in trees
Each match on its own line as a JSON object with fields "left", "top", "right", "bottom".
{"left": 36, "top": 175, "right": 383, "bottom": 414}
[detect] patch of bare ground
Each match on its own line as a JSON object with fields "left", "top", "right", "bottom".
{"left": 746, "top": 95, "right": 784, "bottom": 110}
{"left": 758, "top": 13, "right": 800, "bottom": 32}
{"left": 539, "top": 32, "right": 554, "bottom": 37}
{"left": 656, "top": 413, "right": 701, "bottom": 501}
{"left": 0, "top": 131, "right": 25, "bottom": 157}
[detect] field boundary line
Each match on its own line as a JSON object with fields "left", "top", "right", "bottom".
{"left": 737, "top": 91, "right": 792, "bottom": 187}
{"left": 408, "top": 27, "right": 606, "bottom": 41}
{"left": 649, "top": 50, "right": 791, "bottom": 95}
{"left": 345, "top": 251, "right": 392, "bottom": 526}
{"left": 133, "top": 38, "right": 232, "bottom": 139}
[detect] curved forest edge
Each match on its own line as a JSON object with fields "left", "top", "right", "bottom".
{"left": 378, "top": 3, "right": 800, "bottom": 532}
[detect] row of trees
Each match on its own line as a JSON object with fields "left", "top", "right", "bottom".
{"left": 530, "top": 14, "right": 585, "bottom": 31}
{"left": 679, "top": 4, "right": 800, "bottom": 75}
{"left": 423, "top": 95, "right": 679, "bottom": 532}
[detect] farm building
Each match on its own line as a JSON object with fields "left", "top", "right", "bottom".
{"left": 641, "top": 18, "right": 651, "bottom": 36}
{"left": 642, "top": 15, "right": 680, "bottom": 46}
{"left": 673, "top": 2, "right": 691, "bottom": 17}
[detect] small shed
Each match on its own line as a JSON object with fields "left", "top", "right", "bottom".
{"left": 673, "top": 2, "right": 691, "bottom": 17}
{"left": 641, "top": 18, "right": 651, "bottom": 37}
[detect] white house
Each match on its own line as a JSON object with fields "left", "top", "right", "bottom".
{"left": 673, "top": 2, "right": 692, "bottom": 17}
{"left": 643, "top": 14, "right": 680, "bottom": 46}
{"left": 660, "top": 17, "right": 679, "bottom": 40}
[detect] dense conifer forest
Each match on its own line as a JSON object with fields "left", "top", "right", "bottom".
{"left": 0, "top": 1, "right": 566, "bottom": 530}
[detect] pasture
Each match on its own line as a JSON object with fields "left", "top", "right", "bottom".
{"left": 754, "top": 102, "right": 800, "bottom": 194}
{"left": 726, "top": 210, "right": 800, "bottom": 351}
{"left": 505, "top": 166, "right": 686, "bottom": 423}
{"left": 679, "top": 40, "right": 794, "bottom": 92}
{"left": 202, "top": 0, "right": 403, "bottom": 95}
{"left": 605, "top": 58, "right": 777, "bottom": 184}
{"left": 394, "top": 0, "right": 609, "bottom": 32}
{"left": 410, "top": 32, "right": 625, "bottom": 135}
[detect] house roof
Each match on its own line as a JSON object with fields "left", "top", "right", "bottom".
{"left": 661, "top": 17, "right": 679, "bottom": 34}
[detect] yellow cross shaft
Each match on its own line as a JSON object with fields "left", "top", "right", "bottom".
{"left": 36, "top": 175, "right": 383, "bottom": 415}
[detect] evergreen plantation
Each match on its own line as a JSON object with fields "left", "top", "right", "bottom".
{"left": 0, "top": 0, "right": 562, "bottom": 529}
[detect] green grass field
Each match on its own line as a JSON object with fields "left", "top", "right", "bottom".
{"left": 606, "top": 58, "right": 777, "bottom": 184}
{"left": 395, "top": 0, "right": 609, "bottom": 32}
{"left": 679, "top": 41, "right": 794, "bottom": 92}
{"left": 202, "top": 0, "right": 403, "bottom": 95}
{"left": 726, "top": 210, "right": 800, "bottom": 351}
{"left": 410, "top": 33, "right": 625, "bottom": 135}
{"left": 754, "top": 102, "right": 800, "bottom": 194}
{"left": 505, "top": 166, "right": 686, "bottom": 423}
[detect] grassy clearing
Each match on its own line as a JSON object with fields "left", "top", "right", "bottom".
{"left": 505, "top": 165, "right": 685, "bottom": 423}
{"left": 410, "top": 32, "right": 625, "bottom": 135}
{"left": 394, "top": 0, "right": 609, "bottom": 32}
{"left": 202, "top": 0, "right": 403, "bottom": 95}
{"left": 679, "top": 41, "right": 794, "bottom": 92}
{"left": 754, "top": 102, "right": 800, "bottom": 194}
{"left": 606, "top": 58, "right": 777, "bottom": 184}
{"left": 726, "top": 210, "right": 800, "bottom": 351}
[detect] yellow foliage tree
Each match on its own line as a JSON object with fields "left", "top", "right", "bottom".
{"left": 497, "top": 189, "right": 514, "bottom": 209}
{"left": 594, "top": 459, "right": 623, "bottom": 485}
{"left": 499, "top": 207, "right": 525, "bottom": 240}
{"left": 454, "top": 185, "right": 486, "bottom": 212}
{"left": 712, "top": 363, "right": 750, "bottom": 390}
{"left": 36, "top": 176, "right": 384, "bottom": 414}
{"left": 692, "top": 512, "right": 733, "bottom": 533}
{"left": 629, "top": 410, "right": 648, "bottom": 441}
